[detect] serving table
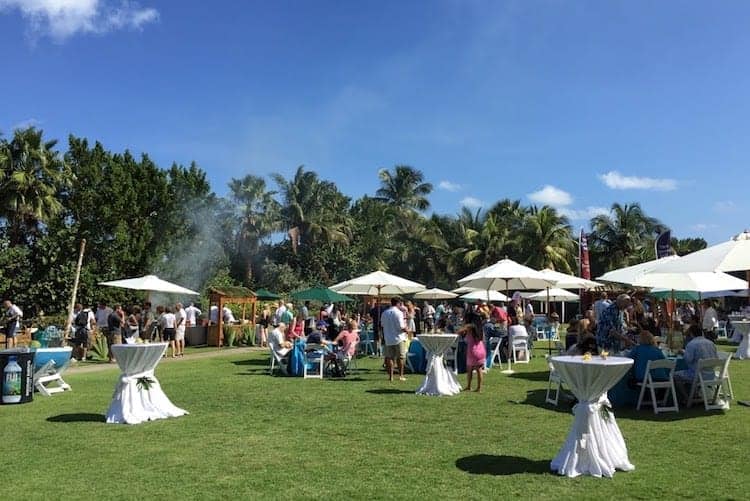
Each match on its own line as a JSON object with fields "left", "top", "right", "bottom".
{"left": 416, "top": 334, "right": 461, "bottom": 396}
{"left": 105, "top": 343, "right": 188, "bottom": 424}
{"left": 550, "top": 355, "right": 634, "bottom": 478}
{"left": 732, "top": 321, "right": 750, "bottom": 360}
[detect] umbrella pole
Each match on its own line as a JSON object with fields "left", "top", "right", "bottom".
{"left": 547, "top": 286, "right": 552, "bottom": 358}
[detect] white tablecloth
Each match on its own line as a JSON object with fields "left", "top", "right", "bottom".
{"left": 105, "top": 343, "right": 188, "bottom": 424}
{"left": 732, "top": 321, "right": 750, "bottom": 359}
{"left": 549, "top": 355, "right": 634, "bottom": 478}
{"left": 416, "top": 334, "right": 461, "bottom": 396}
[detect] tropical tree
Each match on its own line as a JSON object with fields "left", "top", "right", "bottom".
{"left": 589, "top": 202, "right": 665, "bottom": 271}
{"left": 0, "top": 127, "right": 70, "bottom": 245}
{"left": 272, "top": 166, "right": 351, "bottom": 252}
{"left": 671, "top": 237, "right": 707, "bottom": 256}
{"left": 375, "top": 165, "right": 433, "bottom": 212}
{"left": 519, "top": 206, "right": 575, "bottom": 273}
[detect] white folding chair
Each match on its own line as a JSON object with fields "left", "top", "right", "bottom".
{"left": 717, "top": 351, "right": 734, "bottom": 400}
{"left": 303, "top": 344, "right": 326, "bottom": 379}
{"left": 444, "top": 340, "right": 459, "bottom": 374}
{"left": 687, "top": 358, "right": 729, "bottom": 410}
{"left": 636, "top": 359, "right": 679, "bottom": 414}
{"left": 511, "top": 336, "right": 530, "bottom": 364}
{"left": 545, "top": 355, "right": 563, "bottom": 406}
{"left": 488, "top": 337, "right": 503, "bottom": 365}
{"left": 536, "top": 327, "right": 546, "bottom": 341}
{"left": 715, "top": 321, "right": 728, "bottom": 339}
{"left": 268, "top": 347, "right": 288, "bottom": 376}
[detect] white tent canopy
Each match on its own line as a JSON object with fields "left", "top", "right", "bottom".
{"left": 647, "top": 231, "right": 750, "bottom": 273}
{"left": 99, "top": 275, "right": 200, "bottom": 295}
{"left": 460, "top": 290, "right": 509, "bottom": 302}
{"left": 597, "top": 255, "right": 680, "bottom": 286}
{"left": 330, "top": 270, "right": 425, "bottom": 296}
{"left": 457, "top": 259, "right": 556, "bottom": 292}
{"left": 537, "top": 269, "right": 602, "bottom": 290}
{"left": 526, "top": 288, "right": 580, "bottom": 302}
{"left": 414, "top": 288, "right": 458, "bottom": 300}
{"left": 632, "top": 271, "right": 748, "bottom": 292}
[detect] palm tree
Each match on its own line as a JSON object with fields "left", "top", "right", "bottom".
{"left": 271, "top": 166, "right": 351, "bottom": 252}
{"left": 520, "top": 206, "right": 575, "bottom": 273}
{"left": 449, "top": 212, "right": 514, "bottom": 276}
{"left": 375, "top": 165, "right": 433, "bottom": 212}
{"left": 228, "top": 174, "right": 280, "bottom": 283}
{"left": 589, "top": 202, "right": 665, "bottom": 270}
{"left": 0, "top": 127, "right": 70, "bottom": 245}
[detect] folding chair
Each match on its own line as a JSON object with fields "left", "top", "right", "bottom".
{"left": 687, "top": 358, "right": 729, "bottom": 410}
{"left": 545, "top": 355, "right": 563, "bottom": 406}
{"left": 636, "top": 359, "right": 679, "bottom": 414}
{"left": 511, "top": 336, "right": 530, "bottom": 364}
{"left": 717, "top": 351, "right": 734, "bottom": 400}
{"left": 444, "top": 340, "right": 459, "bottom": 374}
{"left": 716, "top": 321, "right": 728, "bottom": 340}
{"left": 358, "top": 331, "right": 376, "bottom": 356}
{"left": 303, "top": 344, "right": 326, "bottom": 379}
{"left": 268, "top": 347, "right": 288, "bottom": 376}
{"left": 488, "top": 336, "right": 504, "bottom": 365}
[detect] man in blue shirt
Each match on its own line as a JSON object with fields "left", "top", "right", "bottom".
{"left": 596, "top": 294, "right": 633, "bottom": 352}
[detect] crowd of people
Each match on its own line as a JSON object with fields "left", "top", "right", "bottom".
{"left": 68, "top": 301, "right": 203, "bottom": 362}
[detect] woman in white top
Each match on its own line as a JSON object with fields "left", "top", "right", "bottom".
{"left": 161, "top": 306, "right": 178, "bottom": 358}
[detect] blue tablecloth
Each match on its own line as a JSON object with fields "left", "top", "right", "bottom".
{"left": 408, "top": 338, "right": 466, "bottom": 374}
{"left": 288, "top": 339, "right": 331, "bottom": 377}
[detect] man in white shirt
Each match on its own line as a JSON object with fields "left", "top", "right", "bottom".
{"left": 273, "top": 300, "right": 287, "bottom": 326}
{"left": 222, "top": 306, "right": 236, "bottom": 324}
{"left": 268, "top": 323, "right": 292, "bottom": 374}
{"left": 593, "top": 292, "right": 611, "bottom": 324}
{"left": 95, "top": 302, "right": 112, "bottom": 333}
{"left": 161, "top": 306, "right": 177, "bottom": 357}
{"left": 381, "top": 297, "right": 408, "bottom": 382}
{"left": 185, "top": 302, "right": 201, "bottom": 327}
{"left": 175, "top": 303, "right": 187, "bottom": 357}
{"left": 209, "top": 305, "right": 219, "bottom": 324}
{"left": 702, "top": 300, "right": 719, "bottom": 338}
{"left": 3, "top": 299, "right": 23, "bottom": 349}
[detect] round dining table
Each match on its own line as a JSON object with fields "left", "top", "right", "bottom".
{"left": 732, "top": 321, "right": 750, "bottom": 360}
{"left": 416, "top": 334, "right": 461, "bottom": 396}
{"left": 105, "top": 343, "right": 188, "bottom": 424}
{"left": 549, "top": 355, "right": 635, "bottom": 478}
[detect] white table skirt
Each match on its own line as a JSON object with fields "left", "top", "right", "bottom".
{"left": 416, "top": 334, "right": 461, "bottom": 396}
{"left": 733, "top": 321, "right": 750, "bottom": 359}
{"left": 106, "top": 343, "right": 188, "bottom": 425}
{"left": 550, "top": 355, "right": 634, "bottom": 478}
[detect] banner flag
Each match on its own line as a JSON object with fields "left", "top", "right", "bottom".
{"left": 655, "top": 230, "right": 672, "bottom": 259}
{"left": 580, "top": 229, "right": 591, "bottom": 279}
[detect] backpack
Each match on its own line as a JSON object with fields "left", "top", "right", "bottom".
{"left": 75, "top": 309, "right": 89, "bottom": 328}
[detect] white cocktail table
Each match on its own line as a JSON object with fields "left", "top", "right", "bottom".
{"left": 105, "top": 343, "right": 188, "bottom": 424}
{"left": 549, "top": 355, "right": 634, "bottom": 478}
{"left": 732, "top": 321, "right": 750, "bottom": 359}
{"left": 416, "top": 334, "right": 461, "bottom": 396}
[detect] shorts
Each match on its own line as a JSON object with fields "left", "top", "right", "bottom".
{"left": 107, "top": 330, "right": 122, "bottom": 346}
{"left": 5, "top": 323, "right": 18, "bottom": 338}
{"left": 74, "top": 328, "right": 90, "bottom": 347}
{"left": 384, "top": 341, "right": 407, "bottom": 360}
{"left": 175, "top": 327, "right": 185, "bottom": 341}
{"left": 162, "top": 328, "right": 176, "bottom": 341}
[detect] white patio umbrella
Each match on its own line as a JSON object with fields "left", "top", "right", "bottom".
{"left": 99, "top": 274, "right": 200, "bottom": 296}
{"left": 597, "top": 255, "right": 680, "bottom": 286}
{"left": 526, "top": 288, "right": 580, "bottom": 323}
{"left": 414, "top": 288, "right": 458, "bottom": 300}
{"left": 647, "top": 231, "right": 750, "bottom": 273}
{"left": 451, "top": 286, "right": 481, "bottom": 294}
{"left": 632, "top": 271, "right": 748, "bottom": 292}
{"left": 460, "top": 290, "right": 509, "bottom": 302}
{"left": 458, "top": 259, "right": 555, "bottom": 373}
{"left": 537, "top": 269, "right": 603, "bottom": 289}
{"left": 330, "top": 270, "right": 426, "bottom": 296}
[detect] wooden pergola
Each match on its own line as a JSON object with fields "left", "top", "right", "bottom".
{"left": 207, "top": 286, "right": 257, "bottom": 347}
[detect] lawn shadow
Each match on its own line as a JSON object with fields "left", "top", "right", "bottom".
{"left": 326, "top": 377, "right": 367, "bottom": 382}
{"left": 518, "top": 389, "right": 574, "bottom": 414}
{"left": 508, "top": 371, "right": 553, "bottom": 382}
{"left": 456, "top": 454, "right": 551, "bottom": 476}
{"left": 231, "top": 359, "right": 268, "bottom": 367}
{"left": 366, "top": 388, "right": 414, "bottom": 395}
{"left": 47, "top": 413, "right": 106, "bottom": 423}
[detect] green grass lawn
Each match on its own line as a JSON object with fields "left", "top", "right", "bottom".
{"left": 2, "top": 346, "right": 748, "bottom": 500}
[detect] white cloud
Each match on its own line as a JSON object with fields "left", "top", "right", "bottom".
{"left": 438, "top": 180, "right": 462, "bottom": 192}
{"left": 460, "top": 197, "right": 483, "bottom": 209}
{"left": 527, "top": 185, "right": 573, "bottom": 206}
{"left": 690, "top": 223, "right": 717, "bottom": 231}
{"left": 713, "top": 201, "right": 738, "bottom": 213}
{"left": 598, "top": 171, "right": 677, "bottom": 191}
{"left": 558, "top": 206, "right": 611, "bottom": 221}
{"left": 0, "top": 0, "right": 158, "bottom": 42}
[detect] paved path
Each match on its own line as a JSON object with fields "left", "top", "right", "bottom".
{"left": 66, "top": 346, "right": 266, "bottom": 374}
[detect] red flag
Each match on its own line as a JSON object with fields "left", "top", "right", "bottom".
{"left": 580, "top": 229, "right": 591, "bottom": 280}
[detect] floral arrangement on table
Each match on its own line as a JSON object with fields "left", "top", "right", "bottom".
{"left": 600, "top": 350, "right": 609, "bottom": 360}
{"left": 582, "top": 352, "right": 592, "bottom": 361}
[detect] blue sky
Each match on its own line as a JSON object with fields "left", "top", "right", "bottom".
{"left": 1, "top": 0, "right": 748, "bottom": 244}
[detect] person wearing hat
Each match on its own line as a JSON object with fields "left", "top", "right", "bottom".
{"left": 596, "top": 294, "right": 634, "bottom": 352}
{"left": 306, "top": 320, "right": 328, "bottom": 344}
{"left": 508, "top": 292, "right": 523, "bottom": 326}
